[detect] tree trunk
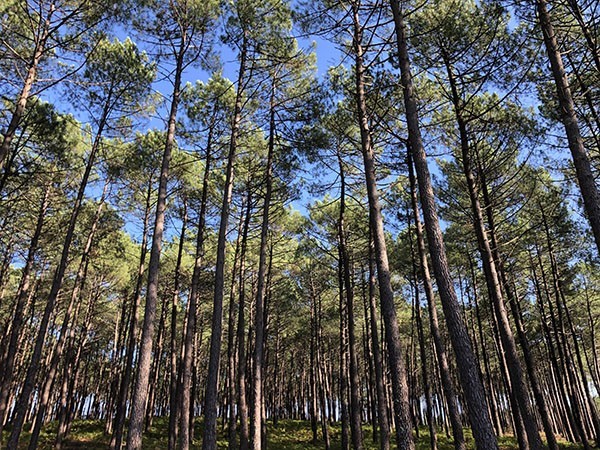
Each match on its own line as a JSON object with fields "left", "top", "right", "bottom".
{"left": 0, "top": 186, "right": 49, "bottom": 437}
{"left": 351, "top": 4, "right": 413, "bottom": 448}
{"left": 125, "top": 31, "right": 185, "bottom": 450}
{"left": 367, "top": 238, "right": 391, "bottom": 450}
{"left": 251, "top": 75, "right": 276, "bottom": 450}
{"left": 536, "top": 0, "right": 600, "bottom": 254}
{"left": 7, "top": 99, "right": 108, "bottom": 450}
{"left": 476, "top": 155, "right": 559, "bottom": 450}
{"left": 533, "top": 245, "right": 590, "bottom": 448}
{"left": 0, "top": 2, "right": 54, "bottom": 172}
{"left": 407, "top": 236, "right": 436, "bottom": 450}
{"left": 236, "top": 189, "right": 253, "bottom": 450}
{"left": 337, "top": 152, "right": 363, "bottom": 450}
{"left": 179, "top": 111, "right": 215, "bottom": 450}
{"left": 442, "top": 53, "right": 543, "bottom": 450}
{"left": 202, "top": 34, "right": 247, "bottom": 450}
{"left": 110, "top": 176, "right": 154, "bottom": 450}
{"left": 388, "top": 2, "right": 497, "bottom": 448}
{"left": 226, "top": 197, "right": 247, "bottom": 449}
{"left": 168, "top": 200, "right": 188, "bottom": 450}
{"left": 28, "top": 182, "right": 108, "bottom": 450}
{"left": 407, "top": 150, "right": 465, "bottom": 450}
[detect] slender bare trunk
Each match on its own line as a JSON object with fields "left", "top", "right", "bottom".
{"left": 168, "top": 200, "right": 188, "bottom": 450}
{"left": 110, "top": 176, "right": 154, "bottom": 450}
{"left": 536, "top": 0, "right": 600, "bottom": 253}
{"left": 179, "top": 113, "right": 214, "bottom": 450}
{"left": 0, "top": 186, "right": 49, "bottom": 438}
{"left": 126, "top": 33, "right": 185, "bottom": 450}
{"left": 7, "top": 100, "right": 108, "bottom": 450}
{"left": 202, "top": 33, "right": 247, "bottom": 450}
{"left": 236, "top": 189, "right": 253, "bottom": 450}
{"left": 251, "top": 77, "right": 276, "bottom": 450}
{"left": 351, "top": 3, "right": 413, "bottom": 448}
{"left": 28, "top": 182, "right": 108, "bottom": 450}
{"left": 407, "top": 150, "right": 465, "bottom": 450}
{"left": 388, "top": 2, "right": 497, "bottom": 448}
{"left": 0, "top": 2, "right": 54, "bottom": 172}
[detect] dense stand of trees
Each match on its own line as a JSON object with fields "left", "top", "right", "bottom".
{"left": 0, "top": 0, "right": 599, "bottom": 449}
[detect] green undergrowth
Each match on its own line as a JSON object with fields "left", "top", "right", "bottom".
{"left": 2, "top": 418, "right": 584, "bottom": 449}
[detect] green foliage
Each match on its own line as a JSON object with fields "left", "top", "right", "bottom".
{"left": 80, "top": 36, "right": 156, "bottom": 127}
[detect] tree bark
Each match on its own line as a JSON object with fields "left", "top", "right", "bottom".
{"left": 110, "top": 176, "right": 154, "bottom": 450}
{"left": 536, "top": 0, "right": 600, "bottom": 254}
{"left": 388, "top": 2, "right": 498, "bottom": 448}
{"left": 251, "top": 76, "right": 276, "bottom": 450}
{"left": 351, "top": 3, "right": 413, "bottom": 448}
{"left": 202, "top": 33, "right": 247, "bottom": 450}
{"left": 442, "top": 54, "right": 543, "bottom": 450}
{"left": 28, "top": 182, "right": 108, "bottom": 450}
{"left": 179, "top": 110, "right": 214, "bottom": 450}
{"left": 0, "top": 1, "right": 54, "bottom": 173}
{"left": 168, "top": 200, "right": 188, "bottom": 450}
{"left": 6, "top": 99, "right": 108, "bottom": 450}
{"left": 407, "top": 150, "right": 465, "bottom": 450}
{"left": 367, "top": 238, "right": 391, "bottom": 450}
{"left": 126, "top": 31, "right": 185, "bottom": 450}
{"left": 236, "top": 189, "right": 253, "bottom": 450}
{"left": 0, "top": 186, "right": 49, "bottom": 438}
{"left": 337, "top": 152, "right": 363, "bottom": 450}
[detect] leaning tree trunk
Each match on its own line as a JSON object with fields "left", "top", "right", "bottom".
{"left": 476, "top": 154, "right": 560, "bottom": 450}
{"left": 442, "top": 53, "right": 543, "bottom": 450}
{"left": 0, "top": 1, "right": 53, "bottom": 172}
{"left": 407, "top": 150, "right": 465, "bottom": 450}
{"left": 28, "top": 181, "right": 108, "bottom": 450}
{"left": 351, "top": 3, "right": 413, "bottom": 449}
{"left": 6, "top": 100, "right": 108, "bottom": 450}
{"left": 0, "top": 186, "right": 49, "bottom": 438}
{"left": 388, "top": 1, "right": 498, "bottom": 448}
{"left": 536, "top": 0, "right": 600, "bottom": 254}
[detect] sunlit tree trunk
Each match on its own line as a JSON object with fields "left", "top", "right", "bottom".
{"left": 388, "top": 2, "right": 497, "bottom": 448}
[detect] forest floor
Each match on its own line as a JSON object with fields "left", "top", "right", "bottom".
{"left": 3, "top": 418, "right": 584, "bottom": 449}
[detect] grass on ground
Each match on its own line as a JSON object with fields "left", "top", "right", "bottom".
{"left": 2, "top": 418, "right": 584, "bottom": 449}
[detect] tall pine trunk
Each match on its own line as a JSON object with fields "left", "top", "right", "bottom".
{"left": 110, "top": 177, "right": 154, "bottom": 450}
{"left": 337, "top": 152, "right": 363, "bottom": 450}
{"left": 202, "top": 33, "right": 247, "bottom": 450}
{"left": 251, "top": 76, "right": 276, "bottom": 450}
{"left": 351, "top": 3, "right": 413, "bottom": 448}
{"left": 179, "top": 111, "right": 214, "bottom": 450}
{"left": 367, "top": 239, "right": 391, "bottom": 450}
{"left": 125, "top": 32, "right": 186, "bottom": 450}
{"left": 442, "top": 54, "right": 543, "bottom": 450}
{"left": 0, "top": 186, "right": 49, "bottom": 438}
{"left": 388, "top": 2, "right": 497, "bottom": 448}
{"left": 6, "top": 100, "right": 108, "bottom": 450}
{"left": 536, "top": 0, "right": 600, "bottom": 253}
{"left": 0, "top": 2, "right": 53, "bottom": 172}
{"left": 407, "top": 150, "right": 465, "bottom": 450}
